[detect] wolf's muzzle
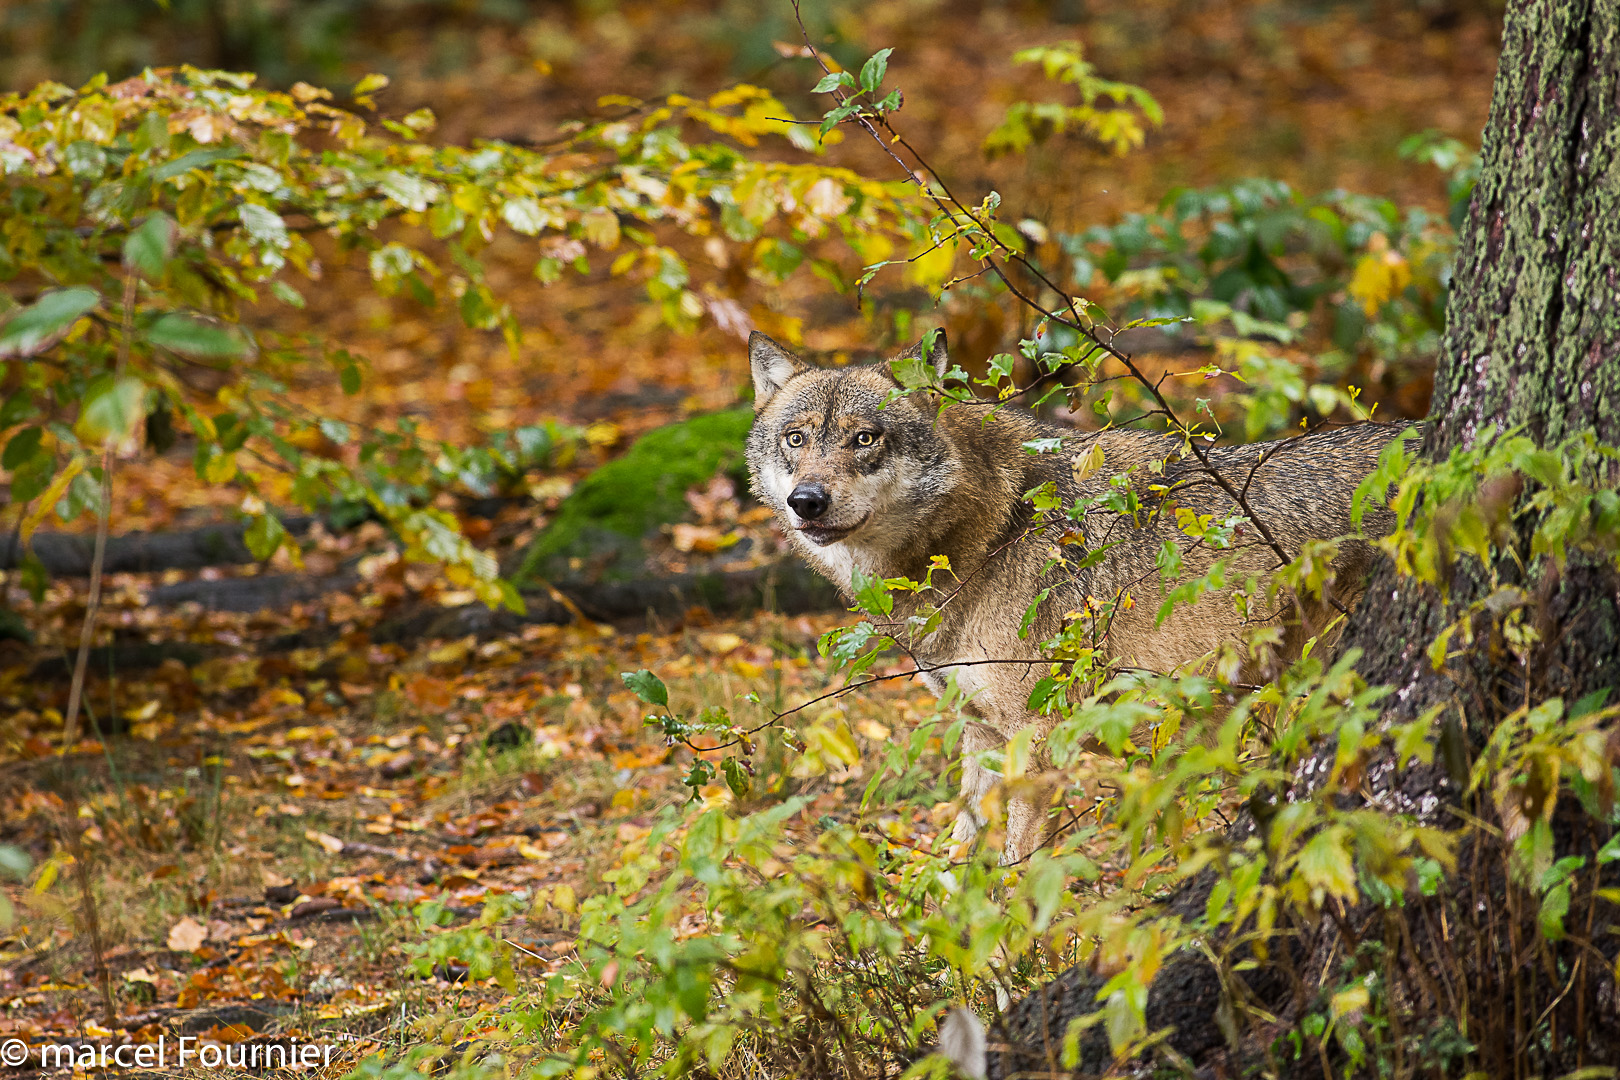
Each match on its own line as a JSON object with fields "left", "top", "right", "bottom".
{"left": 787, "top": 482, "right": 830, "bottom": 521}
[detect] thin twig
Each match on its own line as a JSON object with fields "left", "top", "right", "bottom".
{"left": 787, "top": 6, "right": 1306, "bottom": 578}
{"left": 61, "top": 273, "right": 135, "bottom": 751}
{"left": 54, "top": 269, "right": 137, "bottom": 1029}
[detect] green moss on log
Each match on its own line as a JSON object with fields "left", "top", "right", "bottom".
{"left": 512, "top": 407, "right": 755, "bottom": 587}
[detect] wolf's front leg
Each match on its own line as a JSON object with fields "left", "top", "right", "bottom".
{"left": 951, "top": 722, "right": 1003, "bottom": 844}
{"left": 1001, "top": 780, "right": 1059, "bottom": 865}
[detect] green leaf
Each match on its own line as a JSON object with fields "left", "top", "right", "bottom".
{"left": 1297, "top": 827, "right": 1358, "bottom": 906}
{"left": 1019, "top": 586, "right": 1052, "bottom": 638}
{"left": 1538, "top": 881, "right": 1571, "bottom": 940}
{"left": 75, "top": 376, "right": 146, "bottom": 446}
{"left": 859, "top": 49, "right": 893, "bottom": 95}
{"left": 145, "top": 313, "right": 249, "bottom": 359}
{"left": 123, "top": 213, "right": 176, "bottom": 278}
{"left": 671, "top": 961, "right": 712, "bottom": 1022}
{"left": 244, "top": 512, "right": 287, "bottom": 560}
{"left": 721, "top": 757, "right": 752, "bottom": 799}
{"left": 379, "top": 170, "right": 437, "bottom": 212}
{"left": 2, "top": 427, "right": 42, "bottom": 470}
{"left": 64, "top": 140, "right": 108, "bottom": 177}
{"left": 819, "top": 103, "right": 858, "bottom": 137}
{"left": 239, "top": 203, "right": 289, "bottom": 248}
{"left": 0, "top": 287, "right": 100, "bottom": 358}
{"left": 621, "top": 669, "right": 669, "bottom": 707}
{"left": 501, "top": 198, "right": 548, "bottom": 236}
{"left": 270, "top": 281, "right": 306, "bottom": 309}
{"left": 339, "top": 364, "right": 362, "bottom": 395}
{"left": 1027, "top": 676, "right": 1061, "bottom": 711}
{"left": 0, "top": 391, "right": 35, "bottom": 429}
{"left": 851, "top": 565, "right": 893, "bottom": 617}
{"left": 370, "top": 243, "right": 415, "bottom": 280}
{"left": 10, "top": 455, "right": 53, "bottom": 506}
{"left": 318, "top": 418, "right": 351, "bottom": 445}
{"left": 811, "top": 71, "right": 855, "bottom": 94}
{"left": 0, "top": 843, "right": 29, "bottom": 880}
{"left": 150, "top": 147, "right": 243, "bottom": 184}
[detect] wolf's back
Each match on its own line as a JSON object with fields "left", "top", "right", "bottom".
{"left": 1172, "top": 421, "right": 1415, "bottom": 546}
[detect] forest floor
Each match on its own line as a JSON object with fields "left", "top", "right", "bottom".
{"left": 0, "top": 1, "right": 1502, "bottom": 1074}
{"left": 2, "top": 559, "right": 955, "bottom": 1075}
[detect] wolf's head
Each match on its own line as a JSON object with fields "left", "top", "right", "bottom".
{"left": 745, "top": 332, "right": 960, "bottom": 576}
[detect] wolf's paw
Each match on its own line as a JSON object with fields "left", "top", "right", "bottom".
{"left": 997, "top": 843, "right": 1026, "bottom": 868}
{"left": 951, "top": 809, "right": 985, "bottom": 844}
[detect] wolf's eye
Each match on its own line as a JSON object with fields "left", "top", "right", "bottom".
{"left": 854, "top": 431, "right": 878, "bottom": 447}
{"left": 784, "top": 431, "right": 804, "bottom": 448}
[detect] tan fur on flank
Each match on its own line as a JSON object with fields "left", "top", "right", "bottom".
{"left": 746, "top": 331, "right": 1405, "bottom": 863}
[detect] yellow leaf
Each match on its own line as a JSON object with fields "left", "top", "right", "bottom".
{"left": 20, "top": 455, "right": 86, "bottom": 542}
{"left": 427, "top": 636, "right": 473, "bottom": 665}
{"left": 792, "top": 715, "right": 862, "bottom": 777}
{"left": 905, "top": 237, "right": 957, "bottom": 290}
{"left": 1331, "top": 984, "right": 1370, "bottom": 1019}
{"left": 552, "top": 884, "right": 577, "bottom": 914}
{"left": 584, "top": 422, "right": 622, "bottom": 448}
{"left": 202, "top": 448, "right": 238, "bottom": 484}
{"left": 31, "top": 855, "right": 65, "bottom": 895}
{"left": 698, "top": 632, "right": 743, "bottom": 654}
{"left": 304, "top": 830, "right": 345, "bottom": 854}
{"left": 1347, "top": 236, "right": 1412, "bottom": 316}
{"left": 1297, "top": 826, "right": 1358, "bottom": 907}
{"left": 1071, "top": 442, "right": 1106, "bottom": 483}
{"left": 123, "top": 699, "right": 161, "bottom": 722}
{"left": 1005, "top": 727, "right": 1035, "bottom": 779}
{"left": 847, "top": 230, "right": 894, "bottom": 266}
{"left": 856, "top": 719, "right": 891, "bottom": 740}
{"left": 581, "top": 208, "right": 621, "bottom": 250}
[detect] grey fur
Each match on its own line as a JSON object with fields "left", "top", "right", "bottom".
{"left": 747, "top": 331, "right": 1406, "bottom": 861}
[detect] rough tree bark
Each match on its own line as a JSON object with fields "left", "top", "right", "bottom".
{"left": 987, "top": 2, "right": 1620, "bottom": 1075}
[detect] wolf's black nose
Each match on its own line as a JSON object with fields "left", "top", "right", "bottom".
{"left": 788, "top": 483, "right": 830, "bottom": 521}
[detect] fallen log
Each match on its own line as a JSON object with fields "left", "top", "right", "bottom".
{"left": 0, "top": 517, "right": 315, "bottom": 576}
{"left": 140, "top": 559, "right": 840, "bottom": 624}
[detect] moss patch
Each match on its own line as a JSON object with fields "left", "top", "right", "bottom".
{"left": 513, "top": 407, "right": 755, "bottom": 587}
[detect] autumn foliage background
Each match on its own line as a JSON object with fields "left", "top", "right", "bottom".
{"left": 0, "top": 0, "right": 1508, "bottom": 1076}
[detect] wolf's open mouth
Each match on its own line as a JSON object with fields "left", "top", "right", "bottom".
{"left": 797, "top": 513, "right": 868, "bottom": 546}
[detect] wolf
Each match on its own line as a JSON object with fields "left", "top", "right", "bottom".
{"left": 745, "top": 330, "right": 1406, "bottom": 863}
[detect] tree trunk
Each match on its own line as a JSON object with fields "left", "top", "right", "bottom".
{"left": 988, "top": 1, "right": 1620, "bottom": 1074}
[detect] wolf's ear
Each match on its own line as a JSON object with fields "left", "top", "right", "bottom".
{"left": 894, "top": 329, "right": 951, "bottom": 382}
{"left": 749, "top": 332, "right": 806, "bottom": 408}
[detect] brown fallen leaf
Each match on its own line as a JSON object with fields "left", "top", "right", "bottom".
{"left": 288, "top": 897, "right": 342, "bottom": 920}
{"left": 166, "top": 915, "right": 207, "bottom": 953}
